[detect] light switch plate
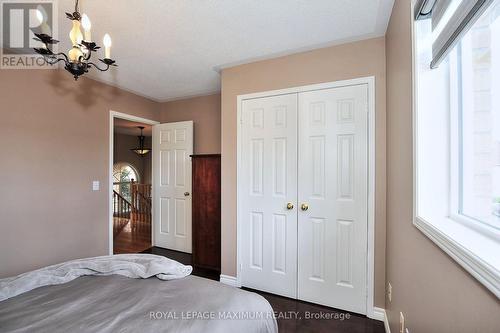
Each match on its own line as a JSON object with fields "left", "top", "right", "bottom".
{"left": 92, "top": 181, "right": 100, "bottom": 191}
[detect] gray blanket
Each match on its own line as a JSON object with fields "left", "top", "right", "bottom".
{"left": 0, "top": 254, "right": 193, "bottom": 302}
{"left": 0, "top": 275, "right": 277, "bottom": 333}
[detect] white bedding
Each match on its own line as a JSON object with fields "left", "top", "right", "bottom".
{"left": 0, "top": 254, "right": 192, "bottom": 302}
{"left": 0, "top": 255, "right": 277, "bottom": 333}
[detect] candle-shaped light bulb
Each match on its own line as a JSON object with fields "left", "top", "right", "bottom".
{"left": 35, "top": 9, "right": 44, "bottom": 25}
{"left": 36, "top": 5, "right": 50, "bottom": 35}
{"left": 69, "top": 20, "right": 83, "bottom": 46}
{"left": 103, "top": 33, "right": 112, "bottom": 59}
{"left": 81, "top": 14, "right": 92, "bottom": 41}
{"left": 34, "top": 10, "right": 46, "bottom": 48}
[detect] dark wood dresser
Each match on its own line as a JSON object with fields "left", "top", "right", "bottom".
{"left": 191, "top": 154, "right": 221, "bottom": 272}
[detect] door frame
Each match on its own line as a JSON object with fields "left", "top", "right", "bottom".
{"left": 108, "top": 111, "right": 160, "bottom": 255}
{"left": 236, "top": 76, "right": 376, "bottom": 317}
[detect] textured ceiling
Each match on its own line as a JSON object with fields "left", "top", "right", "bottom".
{"left": 54, "top": 0, "right": 394, "bottom": 101}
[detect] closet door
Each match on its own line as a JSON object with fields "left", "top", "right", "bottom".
{"left": 240, "top": 94, "right": 298, "bottom": 298}
{"left": 297, "top": 85, "right": 368, "bottom": 314}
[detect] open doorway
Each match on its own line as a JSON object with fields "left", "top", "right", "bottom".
{"left": 109, "top": 112, "right": 159, "bottom": 254}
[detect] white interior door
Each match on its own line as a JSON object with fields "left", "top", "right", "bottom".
{"left": 297, "top": 85, "right": 368, "bottom": 314}
{"left": 153, "top": 121, "right": 193, "bottom": 253}
{"left": 240, "top": 94, "right": 298, "bottom": 298}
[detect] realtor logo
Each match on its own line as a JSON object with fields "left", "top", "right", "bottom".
{"left": 1, "top": 0, "right": 57, "bottom": 69}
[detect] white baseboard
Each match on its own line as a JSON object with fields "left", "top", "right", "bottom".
{"left": 370, "top": 307, "right": 386, "bottom": 321}
{"left": 369, "top": 307, "right": 390, "bottom": 333}
{"left": 220, "top": 274, "right": 238, "bottom": 287}
{"left": 381, "top": 308, "right": 391, "bottom": 333}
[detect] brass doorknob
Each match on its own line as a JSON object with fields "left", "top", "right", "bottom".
{"left": 286, "top": 202, "right": 294, "bottom": 210}
{"left": 301, "top": 203, "right": 309, "bottom": 211}
{"left": 184, "top": 192, "right": 190, "bottom": 196}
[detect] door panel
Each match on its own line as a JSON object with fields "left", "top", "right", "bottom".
{"left": 240, "top": 94, "right": 298, "bottom": 298}
{"left": 153, "top": 121, "right": 193, "bottom": 253}
{"left": 297, "top": 85, "right": 368, "bottom": 314}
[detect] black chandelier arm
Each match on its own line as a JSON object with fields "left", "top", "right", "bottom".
{"left": 83, "top": 50, "right": 93, "bottom": 61}
{"left": 49, "top": 52, "right": 70, "bottom": 63}
{"left": 87, "top": 62, "right": 111, "bottom": 72}
{"left": 88, "top": 58, "right": 117, "bottom": 72}
{"left": 66, "top": 0, "right": 81, "bottom": 20}
{"left": 37, "top": 51, "right": 66, "bottom": 65}
{"left": 36, "top": 49, "right": 69, "bottom": 62}
{"left": 44, "top": 57, "right": 68, "bottom": 66}
{"left": 57, "top": 52, "right": 69, "bottom": 61}
{"left": 38, "top": 51, "right": 70, "bottom": 66}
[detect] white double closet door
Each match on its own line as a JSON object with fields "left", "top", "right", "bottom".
{"left": 240, "top": 84, "right": 368, "bottom": 314}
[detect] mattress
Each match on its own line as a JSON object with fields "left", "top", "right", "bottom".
{"left": 0, "top": 274, "right": 277, "bottom": 333}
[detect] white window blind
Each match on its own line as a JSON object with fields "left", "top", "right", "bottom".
{"left": 431, "top": 0, "right": 452, "bottom": 29}
{"left": 432, "top": 0, "right": 495, "bottom": 67}
{"left": 415, "top": 0, "right": 496, "bottom": 68}
{"left": 414, "top": 0, "right": 437, "bottom": 20}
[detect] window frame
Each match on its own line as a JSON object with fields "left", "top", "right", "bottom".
{"left": 112, "top": 162, "right": 140, "bottom": 201}
{"left": 448, "top": 41, "right": 500, "bottom": 239}
{"left": 113, "top": 162, "right": 140, "bottom": 184}
{"left": 412, "top": 2, "right": 500, "bottom": 298}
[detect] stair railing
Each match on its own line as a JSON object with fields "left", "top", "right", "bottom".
{"left": 131, "top": 181, "right": 152, "bottom": 225}
{"left": 113, "top": 190, "right": 131, "bottom": 219}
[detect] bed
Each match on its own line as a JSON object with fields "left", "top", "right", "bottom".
{"left": 0, "top": 255, "right": 277, "bottom": 333}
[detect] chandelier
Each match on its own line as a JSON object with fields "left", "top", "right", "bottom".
{"left": 33, "top": 0, "right": 117, "bottom": 80}
{"left": 131, "top": 127, "right": 151, "bottom": 156}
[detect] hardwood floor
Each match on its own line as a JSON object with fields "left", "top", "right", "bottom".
{"left": 146, "top": 246, "right": 385, "bottom": 333}
{"left": 248, "top": 289, "right": 385, "bottom": 333}
{"left": 113, "top": 218, "right": 151, "bottom": 254}
{"left": 113, "top": 217, "right": 129, "bottom": 237}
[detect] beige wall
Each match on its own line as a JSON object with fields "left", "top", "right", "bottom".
{"left": 220, "top": 37, "right": 387, "bottom": 307}
{"left": 160, "top": 94, "right": 221, "bottom": 154}
{"left": 0, "top": 69, "right": 159, "bottom": 278}
{"left": 385, "top": 1, "right": 500, "bottom": 332}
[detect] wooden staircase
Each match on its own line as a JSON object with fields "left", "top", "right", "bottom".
{"left": 113, "top": 182, "right": 151, "bottom": 238}
{"left": 130, "top": 182, "right": 152, "bottom": 225}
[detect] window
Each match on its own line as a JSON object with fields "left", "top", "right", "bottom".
{"left": 457, "top": 8, "right": 500, "bottom": 230}
{"left": 113, "top": 163, "right": 139, "bottom": 202}
{"left": 414, "top": 0, "right": 500, "bottom": 297}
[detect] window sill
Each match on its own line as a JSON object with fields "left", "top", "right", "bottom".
{"left": 414, "top": 215, "right": 500, "bottom": 298}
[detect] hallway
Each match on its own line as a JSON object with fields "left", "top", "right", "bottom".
{"left": 113, "top": 218, "right": 151, "bottom": 254}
